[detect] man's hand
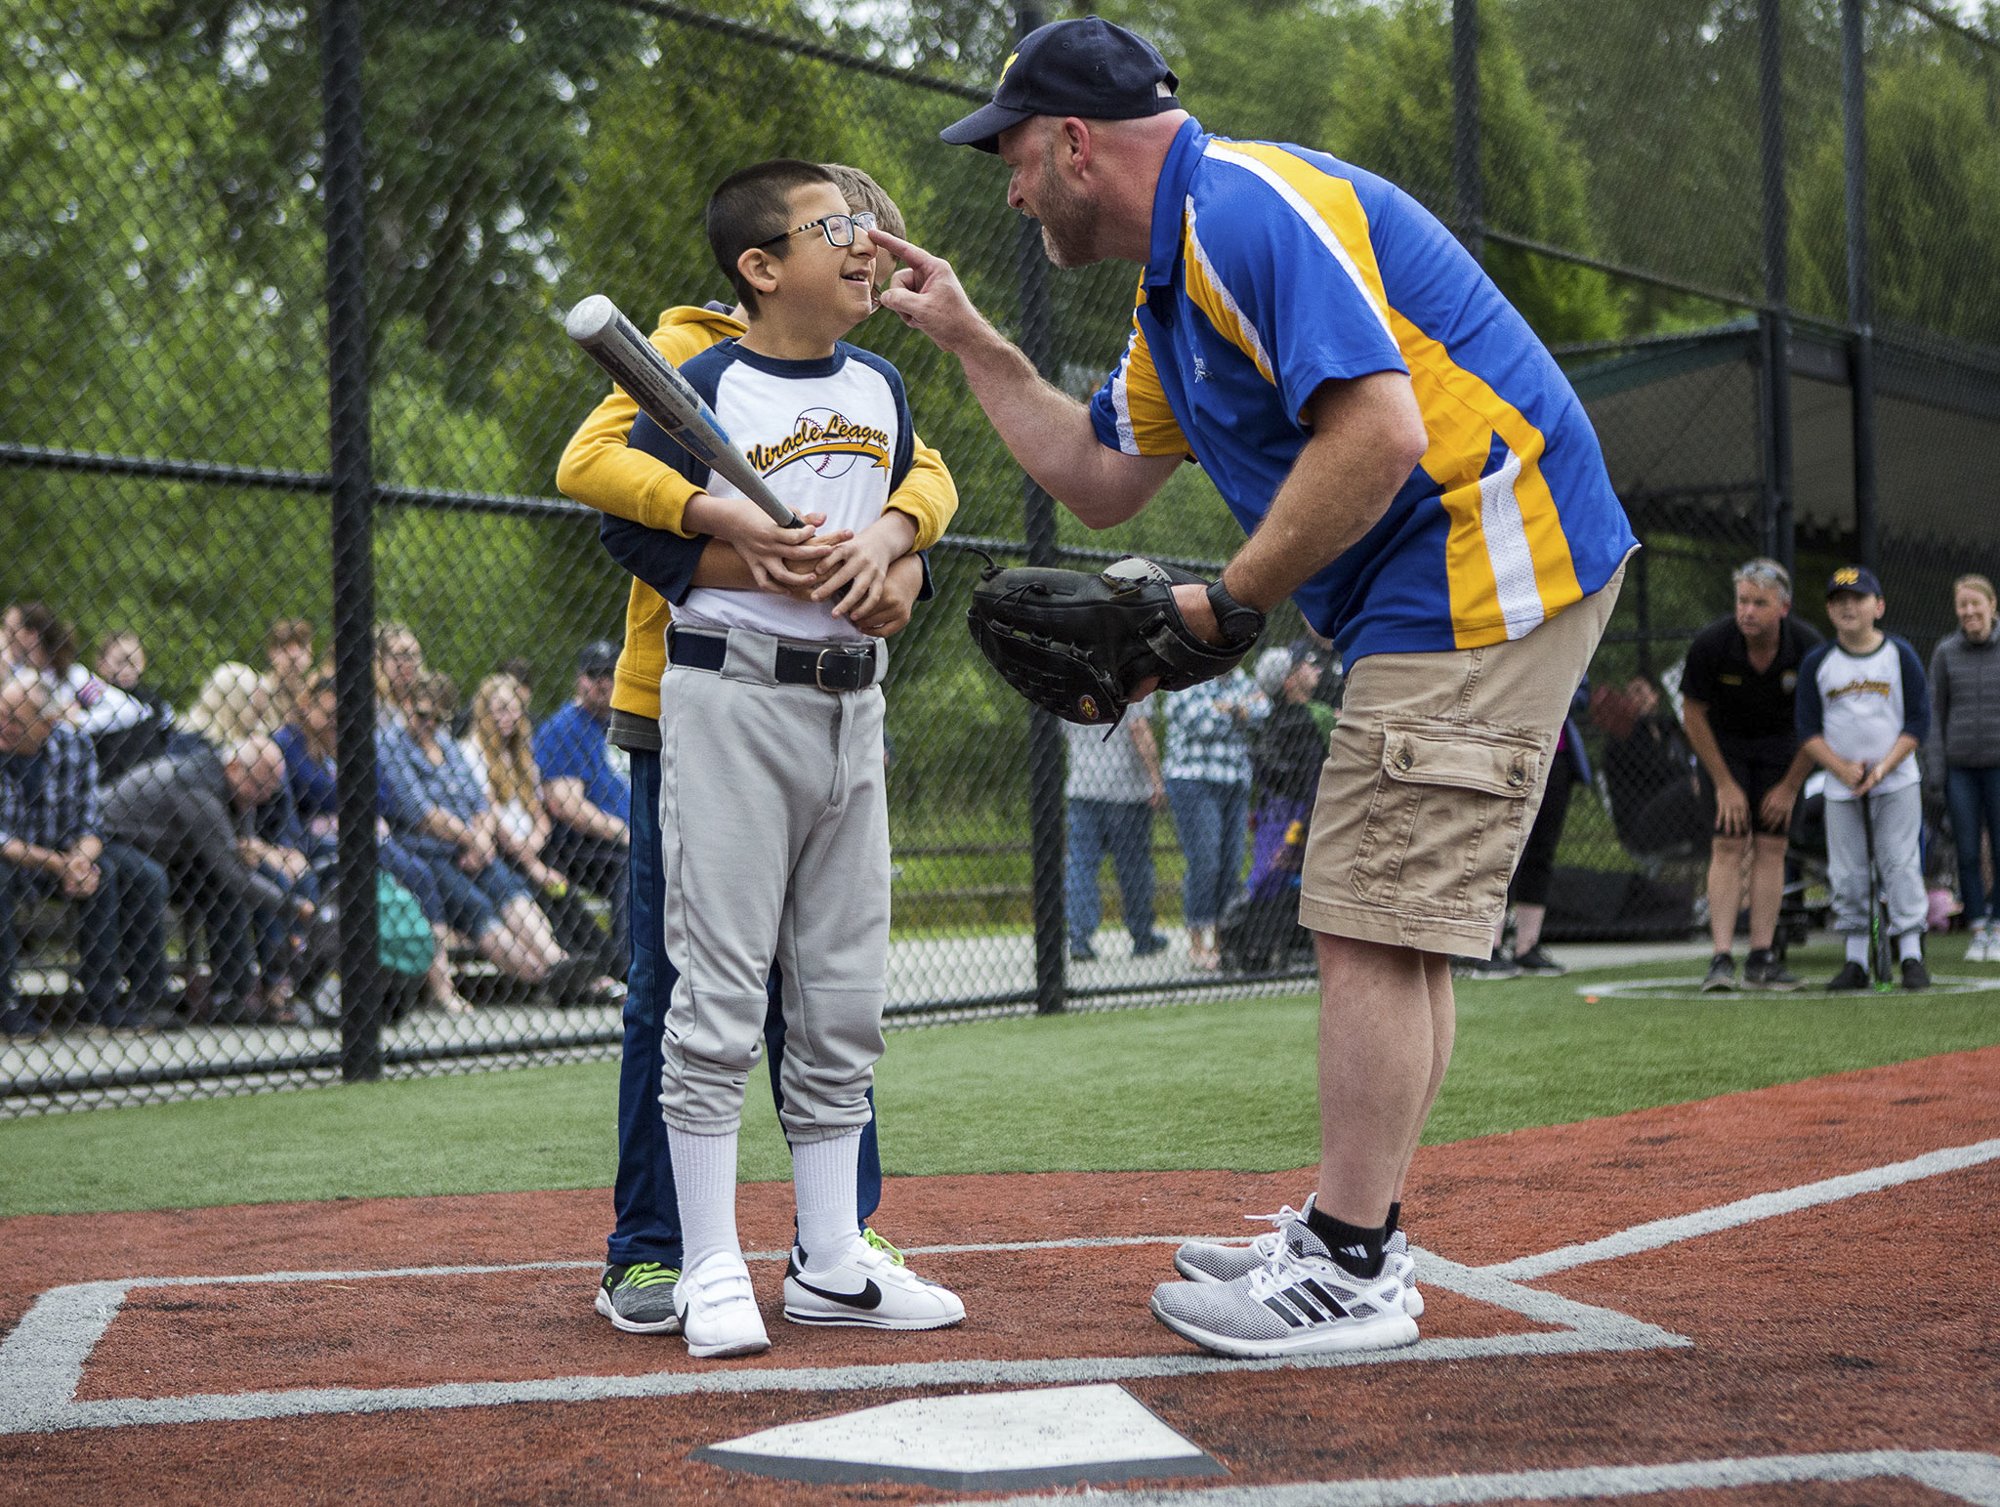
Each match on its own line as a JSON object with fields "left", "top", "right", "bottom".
{"left": 1129, "top": 583, "right": 1226, "bottom": 698}
{"left": 1757, "top": 781, "right": 1801, "bottom": 832}
{"left": 1713, "top": 779, "right": 1751, "bottom": 835}
{"left": 686, "top": 495, "right": 846, "bottom": 592}
{"left": 869, "top": 230, "right": 991, "bottom": 354}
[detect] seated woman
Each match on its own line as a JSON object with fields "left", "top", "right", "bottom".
{"left": 173, "top": 661, "right": 276, "bottom": 756}
{"left": 276, "top": 671, "right": 469, "bottom": 1015}
{"left": 375, "top": 670, "right": 569, "bottom": 988}
{"left": 1592, "top": 675, "right": 1708, "bottom": 862}
{"left": 462, "top": 674, "right": 569, "bottom": 898}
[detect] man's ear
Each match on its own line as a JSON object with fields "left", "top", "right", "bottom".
{"left": 1059, "top": 116, "right": 1092, "bottom": 171}
{"left": 738, "top": 246, "right": 781, "bottom": 296}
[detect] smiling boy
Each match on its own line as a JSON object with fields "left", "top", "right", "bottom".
{"left": 595, "top": 160, "right": 961, "bottom": 1358}
{"left": 1797, "top": 566, "right": 1933, "bottom": 991}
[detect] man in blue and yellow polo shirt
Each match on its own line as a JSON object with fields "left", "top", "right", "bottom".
{"left": 877, "top": 17, "right": 1637, "bottom": 1360}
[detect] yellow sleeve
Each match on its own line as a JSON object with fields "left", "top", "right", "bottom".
{"left": 553, "top": 325, "right": 716, "bottom": 537}
{"left": 884, "top": 432, "right": 957, "bottom": 552}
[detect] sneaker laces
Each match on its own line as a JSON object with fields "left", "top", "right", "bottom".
{"left": 1242, "top": 1204, "right": 1314, "bottom": 1278}
{"left": 617, "top": 1261, "right": 678, "bottom": 1291}
{"left": 861, "top": 1227, "right": 906, "bottom": 1266}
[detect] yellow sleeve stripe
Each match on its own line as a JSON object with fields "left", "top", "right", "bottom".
{"left": 1183, "top": 200, "right": 1274, "bottom": 384}
{"left": 1389, "top": 310, "right": 1583, "bottom": 645}
{"left": 1110, "top": 313, "right": 1190, "bottom": 458}
{"left": 1207, "top": 142, "right": 1396, "bottom": 352}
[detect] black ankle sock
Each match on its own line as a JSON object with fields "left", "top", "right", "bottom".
{"left": 1305, "top": 1204, "right": 1386, "bottom": 1278}
{"left": 1384, "top": 1201, "right": 1402, "bottom": 1239}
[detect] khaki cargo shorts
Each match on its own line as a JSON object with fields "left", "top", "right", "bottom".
{"left": 1299, "top": 562, "right": 1626, "bottom": 957}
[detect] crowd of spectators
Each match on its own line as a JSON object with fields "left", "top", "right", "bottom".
{"left": 1, "top": 602, "right": 629, "bottom": 1037}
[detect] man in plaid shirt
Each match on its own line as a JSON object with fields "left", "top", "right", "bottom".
{"left": 1, "top": 675, "right": 175, "bottom": 1035}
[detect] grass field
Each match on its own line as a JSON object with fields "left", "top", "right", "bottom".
{"left": 3, "top": 941, "right": 1996, "bottom": 1219}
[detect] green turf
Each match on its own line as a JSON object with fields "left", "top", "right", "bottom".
{"left": 2, "top": 942, "right": 1995, "bottom": 1217}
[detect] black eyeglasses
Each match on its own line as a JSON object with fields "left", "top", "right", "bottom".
{"left": 758, "top": 211, "right": 877, "bottom": 249}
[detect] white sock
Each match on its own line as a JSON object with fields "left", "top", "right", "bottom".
{"left": 1846, "top": 935, "right": 1870, "bottom": 965}
{"left": 666, "top": 1124, "right": 740, "bottom": 1273}
{"left": 1897, "top": 931, "right": 1923, "bottom": 962}
{"left": 791, "top": 1129, "right": 862, "bottom": 1271}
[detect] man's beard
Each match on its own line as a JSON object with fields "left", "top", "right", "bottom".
{"left": 1034, "top": 145, "right": 1098, "bottom": 268}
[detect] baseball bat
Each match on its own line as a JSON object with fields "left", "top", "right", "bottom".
{"left": 564, "top": 294, "right": 805, "bottom": 529}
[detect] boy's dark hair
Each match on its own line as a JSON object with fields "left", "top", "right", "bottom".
{"left": 707, "top": 159, "right": 839, "bottom": 316}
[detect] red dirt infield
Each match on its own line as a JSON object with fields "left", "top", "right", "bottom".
{"left": 2, "top": 1046, "right": 1997, "bottom": 1506}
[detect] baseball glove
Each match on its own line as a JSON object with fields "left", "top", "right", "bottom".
{"left": 965, "top": 557, "right": 1264, "bottom": 726}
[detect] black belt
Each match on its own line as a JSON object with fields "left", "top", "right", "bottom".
{"left": 667, "top": 628, "right": 877, "bottom": 692}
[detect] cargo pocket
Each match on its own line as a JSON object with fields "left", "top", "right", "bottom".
{"left": 1349, "top": 719, "right": 1545, "bottom": 919}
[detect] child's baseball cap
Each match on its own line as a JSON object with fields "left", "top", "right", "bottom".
{"left": 940, "top": 18, "right": 1180, "bottom": 154}
{"left": 1826, "top": 565, "right": 1883, "bottom": 599}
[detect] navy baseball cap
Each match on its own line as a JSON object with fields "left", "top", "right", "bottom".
{"left": 940, "top": 18, "right": 1181, "bottom": 153}
{"left": 1826, "top": 565, "right": 1883, "bottom": 599}
{"left": 577, "top": 639, "right": 620, "bottom": 675}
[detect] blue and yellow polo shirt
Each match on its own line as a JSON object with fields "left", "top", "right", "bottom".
{"left": 1088, "top": 119, "right": 1637, "bottom": 663}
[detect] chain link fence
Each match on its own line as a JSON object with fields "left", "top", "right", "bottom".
{"left": 5, "top": 0, "right": 1997, "bottom": 1111}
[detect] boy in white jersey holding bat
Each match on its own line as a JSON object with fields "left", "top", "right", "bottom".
{"left": 596, "top": 160, "right": 960, "bottom": 1358}
{"left": 1796, "top": 565, "right": 1933, "bottom": 992}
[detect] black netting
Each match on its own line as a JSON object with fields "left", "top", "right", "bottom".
{"left": 5, "top": 0, "right": 1998, "bottom": 1111}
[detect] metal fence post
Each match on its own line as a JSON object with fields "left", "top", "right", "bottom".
{"left": 323, "top": 0, "right": 385, "bottom": 1081}
{"left": 1758, "top": 0, "right": 1795, "bottom": 577}
{"left": 1014, "top": 2, "right": 1067, "bottom": 1015}
{"left": 1452, "top": 0, "right": 1484, "bottom": 264}
{"left": 1842, "top": 0, "right": 1878, "bottom": 573}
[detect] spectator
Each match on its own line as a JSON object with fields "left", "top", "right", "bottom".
{"left": 276, "top": 673, "right": 470, "bottom": 1015}
{"left": 1228, "top": 643, "right": 1326, "bottom": 966}
{"left": 1, "top": 603, "right": 23, "bottom": 673}
{"left": 1163, "top": 670, "right": 1260, "bottom": 970}
{"left": 262, "top": 617, "right": 316, "bottom": 731}
{"left": 176, "top": 660, "right": 277, "bottom": 755}
{"left": 101, "top": 735, "right": 315, "bottom": 1023}
{"left": 466, "top": 673, "right": 569, "bottom": 897}
{"left": 1592, "top": 674, "right": 1707, "bottom": 866}
{"left": 8, "top": 602, "right": 153, "bottom": 747}
{"left": 90, "top": 630, "right": 174, "bottom": 782}
{"left": 457, "top": 656, "right": 537, "bottom": 740}
{"left": 376, "top": 669, "right": 573, "bottom": 989}
{"left": 1799, "top": 566, "right": 1932, "bottom": 991}
{"left": 1929, "top": 573, "right": 2000, "bottom": 962}
{"left": 373, "top": 622, "right": 425, "bottom": 729}
{"left": 1679, "top": 559, "right": 1820, "bottom": 992}
{"left": 1063, "top": 694, "right": 1169, "bottom": 962}
{"left": 531, "top": 641, "right": 631, "bottom": 978}
{"left": 1, "top": 675, "right": 176, "bottom": 1034}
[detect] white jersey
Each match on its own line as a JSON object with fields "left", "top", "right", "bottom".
{"left": 1796, "top": 633, "right": 1930, "bottom": 803}
{"left": 665, "top": 340, "right": 914, "bottom": 644}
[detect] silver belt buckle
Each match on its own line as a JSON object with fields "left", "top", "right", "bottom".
{"left": 814, "top": 647, "right": 867, "bottom": 691}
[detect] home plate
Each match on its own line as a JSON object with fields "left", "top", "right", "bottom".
{"left": 693, "top": 1382, "right": 1226, "bottom": 1490}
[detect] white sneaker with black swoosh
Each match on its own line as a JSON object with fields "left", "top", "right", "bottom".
{"left": 672, "top": 1251, "right": 769, "bottom": 1359}
{"left": 782, "top": 1236, "right": 966, "bottom": 1330}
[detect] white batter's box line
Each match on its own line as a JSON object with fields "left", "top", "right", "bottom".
{"left": 939, "top": 1449, "right": 2000, "bottom": 1507}
{"left": 0, "top": 1250, "right": 1683, "bottom": 1437}
{"left": 1490, "top": 1134, "right": 2000, "bottom": 1281}
{"left": 6, "top": 1133, "right": 1994, "bottom": 1438}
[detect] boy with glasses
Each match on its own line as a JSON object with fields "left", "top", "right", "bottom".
{"left": 556, "top": 161, "right": 960, "bottom": 1351}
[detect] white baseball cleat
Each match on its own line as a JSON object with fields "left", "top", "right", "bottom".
{"left": 1173, "top": 1199, "right": 1423, "bottom": 1318}
{"left": 783, "top": 1235, "right": 966, "bottom": 1330}
{"left": 672, "top": 1251, "right": 769, "bottom": 1359}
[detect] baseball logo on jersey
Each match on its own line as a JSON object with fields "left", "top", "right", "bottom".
{"left": 748, "top": 408, "right": 890, "bottom": 482}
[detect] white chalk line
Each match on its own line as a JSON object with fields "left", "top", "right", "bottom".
{"left": 2, "top": 1135, "right": 1994, "bottom": 1438}
{"left": 939, "top": 1449, "right": 2000, "bottom": 1507}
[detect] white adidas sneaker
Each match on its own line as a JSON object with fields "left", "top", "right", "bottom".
{"left": 1172, "top": 1200, "right": 1424, "bottom": 1318}
{"left": 782, "top": 1236, "right": 966, "bottom": 1331}
{"left": 672, "top": 1251, "right": 770, "bottom": 1359}
{"left": 1152, "top": 1205, "right": 1419, "bottom": 1359}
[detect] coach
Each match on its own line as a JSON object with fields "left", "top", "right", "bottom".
{"left": 1678, "top": 559, "right": 1820, "bottom": 993}
{"left": 875, "top": 18, "right": 1636, "bottom": 1357}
